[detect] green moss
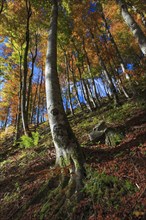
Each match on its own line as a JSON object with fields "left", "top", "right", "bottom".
{"left": 104, "top": 100, "right": 146, "bottom": 124}
{"left": 83, "top": 167, "right": 137, "bottom": 210}
{"left": 40, "top": 202, "right": 51, "bottom": 220}
{"left": 2, "top": 191, "right": 19, "bottom": 205}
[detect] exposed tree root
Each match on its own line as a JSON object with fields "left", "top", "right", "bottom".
{"left": 39, "top": 173, "right": 84, "bottom": 220}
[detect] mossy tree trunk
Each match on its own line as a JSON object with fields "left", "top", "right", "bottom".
{"left": 45, "top": 0, "right": 85, "bottom": 190}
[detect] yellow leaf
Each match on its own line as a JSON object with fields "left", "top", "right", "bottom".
{"left": 133, "top": 211, "right": 145, "bottom": 217}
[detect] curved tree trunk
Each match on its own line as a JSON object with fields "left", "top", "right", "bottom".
{"left": 116, "top": 0, "right": 146, "bottom": 56}
{"left": 45, "top": 0, "right": 85, "bottom": 190}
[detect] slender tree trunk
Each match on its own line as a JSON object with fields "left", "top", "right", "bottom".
{"left": 30, "top": 76, "right": 39, "bottom": 124}
{"left": 100, "top": 5, "right": 127, "bottom": 69}
{"left": 0, "top": 0, "right": 5, "bottom": 14}
{"left": 59, "top": 44, "right": 82, "bottom": 111}
{"left": 103, "top": 69, "right": 120, "bottom": 105}
{"left": 41, "top": 99, "right": 46, "bottom": 123}
{"left": 21, "top": 0, "right": 32, "bottom": 135}
{"left": 82, "top": 79, "right": 95, "bottom": 111}
{"left": 78, "top": 65, "right": 94, "bottom": 111}
{"left": 27, "top": 34, "right": 38, "bottom": 123}
{"left": 70, "top": 55, "right": 83, "bottom": 110}
{"left": 15, "top": 93, "right": 21, "bottom": 140}
{"left": 15, "top": 53, "right": 23, "bottom": 140}
{"left": 36, "top": 70, "right": 43, "bottom": 125}
{"left": 77, "top": 66, "right": 93, "bottom": 111}
{"left": 71, "top": 38, "right": 95, "bottom": 111}
{"left": 85, "top": 78, "right": 97, "bottom": 109}
{"left": 103, "top": 41, "right": 129, "bottom": 99}
{"left": 29, "top": 90, "right": 33, "bottom": 123}
{"left": 103, "top": 80, "right": 112, "bottom": 100}
{"left": 45, "top": 0, "right": 85, "bottom": 190}
{"left": 116, "top": 0, "right": 146, "bottom": 55}
{"left": 64, "top": 52, "right": 74, "bottom": 115}
{"left": 82, "top": 37, "right": 100, "bottom": 107}
{"left": 90, "top": 29, "right": 120, "bottom": 105}
{"left": 108, "top": 48, "right": 130, "bottom": 99}
{"left": 95, "top": 80, "right": 102, "bottom": 101}
{"left": 4, "top": 106, "right": 10, "bottom": 129}
{"left": 27, "top": 58, "right": 35, "bottom": 123}
{"left": 71, "top": 40, "right": 93, "bottom": 111}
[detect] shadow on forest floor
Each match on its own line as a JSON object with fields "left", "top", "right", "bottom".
{"left": 0, "top": 101, "right": 146, "bottom": 220}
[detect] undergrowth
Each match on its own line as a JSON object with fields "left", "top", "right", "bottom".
{"left": 19, "top": 132, "right": 40, "bottom": 148}
{"left": 104, "top": 100, "right": 146, "bottom": 124}
{"left": 0, "top": 97, "right": 146, "bottom": 220}
{"left": 83, "top": 167, "right": 137, "bottom": 211}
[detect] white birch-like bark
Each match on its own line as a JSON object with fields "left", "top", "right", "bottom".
{"left": 45, "top": 0, "right": 85, "bottom": 188}
{"left": 117, "top": 0, "right": 146, "bottom": 55}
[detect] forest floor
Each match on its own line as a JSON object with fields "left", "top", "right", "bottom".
{"left": 0, "top": 96, "right": 146, "bottom": 220}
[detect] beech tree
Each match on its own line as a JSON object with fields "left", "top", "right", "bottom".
{"left": 45, "top": 0, "right": 85, "bottom": 190}
{"left": 1, "top": 0, "right": 145, "bottom": 131}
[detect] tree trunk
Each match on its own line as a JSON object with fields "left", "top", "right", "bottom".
{"left": 127, "top": 2, "right": 146, "bottom": 27}
{"left": 21, "top": 0, "right": 32, "bottom": 135}
{"left": 71, "top": 40, "right": 93, "bottom": 111}
{"left": 15, "top": 53, "right": 23, "bottom": 140}
{"left": 77, "top": 66, "right": 93, "bottom": 111}
{"left": 100, "top": 4, "right": 127, "bottom": 69}
{"left": 30, "top": 75, "right": 39, "bottom": 124}
{"left": 27, "top": 34, "right": 38, "bottom": 124}
{"left": 103, "top": 42, "right": 129, "bottom": 99}
{"left": 70, "top": 54, "right": 83, "bottom": 110}
{"left": 36, "top": 69, "right": 43, "bottom": 126}
{"left": 45, "top": 0, "right": 85, "bottom": 190}
{"left": 0, "top": 0, "right": 5, "bottom": 14}
{"left": 90, "top": 29, "right": 120, "bottom": 105}
{"left": 64, "top": 52, "right": 74, "bottom": 115}
{"left": 85, "top": 79, "right": 97, "bottom": 109}
{"left": 4, "top": 106, "right": 10, "bottom": 129}
{"left": 82, "top": 37, "right": 100, "bottom": 108}
{"left": 117, "top": 0, "right": 146, "bottom": 55}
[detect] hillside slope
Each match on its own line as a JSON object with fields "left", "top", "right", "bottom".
{"left": 0, "top": 98, "right": 146, "bottom": 220}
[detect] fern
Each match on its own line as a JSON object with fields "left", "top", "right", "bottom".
{"left": 20, "top": 132, "right": 39, "bottom": 148}
{"left": 32, "top": 132, "right": 39, "bottom": 146}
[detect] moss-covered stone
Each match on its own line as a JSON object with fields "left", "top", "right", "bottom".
{"left": 105, "top": 128, "right": 124, "bottom": 146}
